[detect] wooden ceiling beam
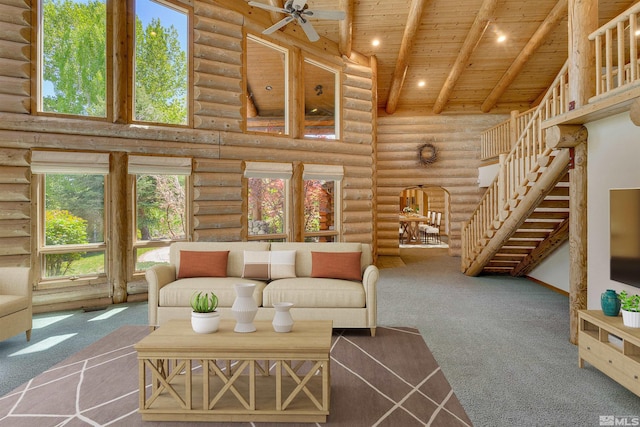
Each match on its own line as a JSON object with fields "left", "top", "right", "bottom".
{"left": 432, "top": 0, "right": 499, "bottom": 114}
{"left": 481, "top": 0, "right": 568, "bottom": 113}
{"left": 338, "top": 0, "right": 354, "bottom": 57}
{"left": 267, "top": 0, "right": 285, "bottom": 24}
{"left": 384, "top": 0, "right": 429, "bottom": 115}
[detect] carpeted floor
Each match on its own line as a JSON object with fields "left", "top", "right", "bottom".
{"left": 0, "top": 324, "right": 471, "bottom": 426}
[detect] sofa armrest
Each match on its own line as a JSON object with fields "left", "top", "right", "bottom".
{"left": 362, "top": 265, "right": 379, "bottom": 329}
{"left": 145, "top": 264, "right": 176, "bottom": 327}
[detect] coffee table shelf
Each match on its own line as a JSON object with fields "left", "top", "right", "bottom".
{"left": 135, "top": 319, "right": 332, "bottom": 423}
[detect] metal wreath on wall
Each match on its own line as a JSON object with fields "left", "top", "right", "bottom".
{"left": 418, "top": 142, "right": 437, "bottom": 165}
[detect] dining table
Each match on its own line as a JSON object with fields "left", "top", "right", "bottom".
{"left": 399, "top": 215, "right": 430, "bottom": 243}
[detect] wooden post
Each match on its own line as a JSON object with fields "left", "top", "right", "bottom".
{"left": 509, "top": 110, "right": 519, "bottom": 149}
{"left": 110, "top": 152, "right": 128, "bottom": 303}
{"left": 569, "top": 142, "right": 587, "bottom": 344}
{"left": 566, "top": 0, "right": 596, "bottom": 343}
{"left": 111, "top": 0, "right": 128, "bottom": 123}
{"left": 568, "top": 0, "right": 597, "bottom": 108}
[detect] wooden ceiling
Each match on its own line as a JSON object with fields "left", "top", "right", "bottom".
{"left": 244, "top": 0, "right": 635, "bottom": 114}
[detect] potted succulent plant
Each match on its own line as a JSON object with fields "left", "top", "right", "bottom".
{"left": 618, "top": 290, "right": 640, "bottom": 328}
{"left": 190, "top": 291, "right": 220, "bottom": 333}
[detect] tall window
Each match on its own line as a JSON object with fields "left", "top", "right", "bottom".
{"left": 303, "top": 59, "right": 340, "bottom": 139}
{"left": 40, "top": 0, "right": 107, "bottom": 117}
{"left": 129, "top": 155, "right": 191, "bottom": 271}
{"left": 32, "top": 151, "right": 109, "bottom": 286}
{"left": 245, "top": 162, "right": 292, "bottom": 242}
{"left": 245, "top": 35, "right": 289, "bottom": 135}
{"left": 303, "top": 165, "right": 342, "bottom": 242}
{"left": 134, "top": 0, "right": 189, "bottom": 125}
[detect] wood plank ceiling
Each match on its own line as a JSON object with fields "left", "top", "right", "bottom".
{"left": 245, "top": 0, "right": 635, "bottom": 114}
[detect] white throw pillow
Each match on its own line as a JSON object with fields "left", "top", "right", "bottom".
{"left": 242, "top": 250, "right": 296, "bottom": 280}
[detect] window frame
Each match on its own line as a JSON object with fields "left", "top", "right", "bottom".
{"left": 302, "top": 57, "right": 341, "bottom": 140}
{"left": 302, "top": 164, "right": 342, "bottom": 242}
{"left": 244, "top": 34, "right": 290, "bottom": 136}
{"left": 130, "top": 0, "right": 193, "bottom": 127}
{"left": 35, "top": 0, "right": 112, "bottom": 120}
{"left": 32, "top": 151, "right": 111, "bottom": 289}
{"left": 245, "top": 162, "right": 292, "bottom": 242}
{"left": 129, "top": 155, "right": 192, "bottom": 276}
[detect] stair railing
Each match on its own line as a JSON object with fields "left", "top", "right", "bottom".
{"left": 462, "top": 60, "right": 569, "bottom": 271}
{"left": 590, "top": 2, "right": 640, "bottom": 100}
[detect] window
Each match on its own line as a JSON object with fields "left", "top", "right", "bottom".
{"left": 32, "top": 151, "right": 109, "bottom": 286}
{"left": 303, "top": 165, "right": 342, "bottom": 242}
{"left": 133, "top": 0, "right": 189, "bottom": 125}
{"left": 129, "top": 155, "right": 191, "bottom": 271}
{"left": 40, "top": 0, "right": 108, "bottom": 117}
{"left": 245, "top": 162, "right": 292, "bottom": 242}
{"left": 303, "top": 59, "right": 340, "bottom": 139}
{"left": 245, "top": 35, "right": 289, "bottom": 135}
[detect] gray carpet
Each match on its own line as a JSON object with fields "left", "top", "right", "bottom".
{"left": 1, "top": 251, "right": 639, "bottom": 426}
{"left": 378, "top": 248, "right": 639, "bottom": 426}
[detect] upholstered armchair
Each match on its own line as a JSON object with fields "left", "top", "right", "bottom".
{"left": 0, "top": 267, "right": 32, "bottom": 342}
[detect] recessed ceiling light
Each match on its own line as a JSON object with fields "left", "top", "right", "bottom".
{"left": 265, "top": 85, "right": 272, "bottom": 91}
{"left": 497, "top": 35, "right": 507, "bottom": 43}
{"left": 372, "top": 39, "right": 380, "bottom": 47}
{"left": 636, "top": 29, "right": 640, "bottom": 36}
{"left": 418, "top": 81, "right": 426, "bottom": 87}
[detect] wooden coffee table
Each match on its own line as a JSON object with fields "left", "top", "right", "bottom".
{"left": 134, "top": 319, "right": 332, "bottom": 423}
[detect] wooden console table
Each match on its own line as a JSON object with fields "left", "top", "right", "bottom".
{"left": 134, "top": 319, "right": 332, "bottom": 423}
{"left": 578, "top": 310, "right": 640, "bottom": 397}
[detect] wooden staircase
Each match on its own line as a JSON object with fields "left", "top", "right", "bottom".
{"left": 461, "top": 62, "right": 572, "bottom": 277}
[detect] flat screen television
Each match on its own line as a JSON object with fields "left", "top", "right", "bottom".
{"left": 610, "top": 188, "right": 640, "bottom": 289}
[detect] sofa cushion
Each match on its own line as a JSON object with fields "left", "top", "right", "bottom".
{"left": 159, "top": 277, "right": 267, "bottom": 307}
{"left": 242, "top": 250, "right": 296, "bottom": 280}
{"left": 242, "top": 250, "right": 270, "bottom": 280}
{"left": 0, "top": 295, "right": 29, "bottom": 317}
{"left": 263, "top": 278, "right": 365, "bottom": 308}
{"left": 170, "top": 242, "right": 271, "bottom": 278}
{"left": 311, "top": 251, "right": 362, "bottom": 281}
{"left": 177, "top": 251, "right": 229, "bottom": 278}
{"left": 270, "top": 242, "right": 366, "bottom": 277}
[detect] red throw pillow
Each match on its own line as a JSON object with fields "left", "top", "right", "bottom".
{"left": 177, "top": 251, "right": 229, "bottom": 278}
{"left": 311, "top": 251, "right": 362, "bottom": 281}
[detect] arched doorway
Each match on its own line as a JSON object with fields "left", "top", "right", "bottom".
{"left": 399, "top": 186, "right": 450, "bottom": 248}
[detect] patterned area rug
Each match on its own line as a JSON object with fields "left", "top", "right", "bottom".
{"left": 0, "top": 325, "right": 472, "bottom": 426}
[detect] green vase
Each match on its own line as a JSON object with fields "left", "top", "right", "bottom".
{"left": 601, "top": 289, "right": 621, "bottom": 316}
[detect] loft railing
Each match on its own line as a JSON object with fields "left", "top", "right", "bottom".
{"left": 590, "top": 2, "right": 640, "bottom": 100}
{"left": 462, "top": 61, "right": 569, "bottom": 271}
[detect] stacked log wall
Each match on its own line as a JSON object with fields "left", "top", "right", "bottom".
{"left": 0, "top": 0, "right": 375, "bottom": 298}
{"left": 193, "top": 2, "right": 244, "bottom": 132}
{"left": 0, "top": 0, "right": 30, "bottom": 115}
{"left": 0, "top": 147, "right": 30, "bottom": 267}
{"left": 376, "top": 113, "right": 507, "bottom": 256}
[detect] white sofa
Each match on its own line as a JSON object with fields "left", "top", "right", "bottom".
{"left": 146, "top": 241, "right": 379, "bottom": 335}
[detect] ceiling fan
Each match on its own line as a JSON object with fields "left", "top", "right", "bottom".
{"left": 248, "top": 0, "right": 346, "bottom": 42}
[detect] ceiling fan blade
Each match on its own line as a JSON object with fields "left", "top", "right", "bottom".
{"left": 302, "top": 10, "right": 346, "bottom": 20}
{"left": 263, "top": 16, "right": 294, "bottom": 34}
{"left": 291, "top": 0, "right": 307, "bottom": 11}
{"left": 297, "top": 17, "right": 319, "bottom": 42}
{"left": 248, "top": 1, "right": 287, "bottom": 14}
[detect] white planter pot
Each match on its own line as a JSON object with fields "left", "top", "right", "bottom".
{"left": 191, "top": 311, "right": 220, "bottom": 333}
{"left": 621, "top": 309, "right": 640, "bottom": 328}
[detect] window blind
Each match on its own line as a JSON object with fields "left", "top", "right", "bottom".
{"left": 244, "top": 162, "right": 292, "bottom": 179}
{"left": 302, "top": 164, "right": 344, "bottom": 181}
{"left": 31, "top": 150, "right": 110, "bottom": 174}
{"left": 128, "top": 155, "right": 192, "bottom": 175}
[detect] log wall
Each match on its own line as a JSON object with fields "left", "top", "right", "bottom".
{"left": 0, "top": 0, "right": 30, "bottom": 115}
{"left": 0, "top": 0, "right": 374, "bottom": 303}
{"left": 376, "top": 112, "right": 507, "bottom": 256}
